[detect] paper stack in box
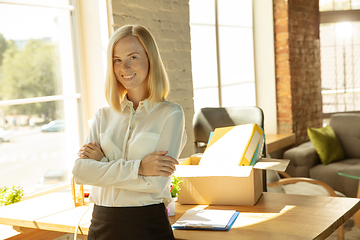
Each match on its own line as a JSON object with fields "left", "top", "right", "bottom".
{"left": 176, "top": 123, "right": 289, "bottom": 206}
{"left": 199, "top": 123, "right": 265, "bottom": 167}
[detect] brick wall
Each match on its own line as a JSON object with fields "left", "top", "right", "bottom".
{"left": 274, "top": 0, "right": 323, "bottom": 144}
{"left": 109, "top": 0, "right": 195, "bottom": 157}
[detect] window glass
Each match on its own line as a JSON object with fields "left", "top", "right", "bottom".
{"left": 1, "top": 38, "right": 64, "bottom": 100}
{"left": 0, "top": 1, "right": 80, "bottom": 193}
{"left": 221, "top": 83, "right": 256, "bottom": 107}
{"left": 189, "top": 0, "right": 215, "bottom": 25}
{"left": 320, "top": 45, "right": 336, "bottom": 91}
{"left": 218, "top": 0, "right": 252, "bottom": 27}
{"left": 320, "top": 0, "right": 335, "bottom": 11}
{"left": 320, "top": 23, "right": 335, "bottom": 47}
{"left": 0, "top": 100, "right": 76, "bottom": 191}
{"left": 353, "top": 0, "right": 360, "bottom": 9}
{"left": 218, "top": 26, "right": 254, "bottom": 86}
{"left": 193, "top": 87, "right": 219, "bottom": 113}
{"left": 320, "top": 0, "right": 360, "bottom": 10}
{"left": 190, "top": 0, "right": 255, "bottom": 114}
{"left": 320, "top": 21, "right": 360, "bottom": 114}
{"left": 334, "top": 0, "right": 351, "bottom": 10}
{"left": 353, "top": 22, "right": 360, "bottom": 44}
{"left": 190, "top": 25, "right": 218, "bottom": 90}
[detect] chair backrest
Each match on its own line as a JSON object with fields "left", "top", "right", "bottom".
{"left": 330, "top": 113, "right": 360, "bottom": 158}
{"left": 193, "top": 106, "right": 266, "bottom": 156}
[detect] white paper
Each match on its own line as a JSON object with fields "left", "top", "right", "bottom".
{"left": 199, "top": 125, "right": 253, "bottom": 167}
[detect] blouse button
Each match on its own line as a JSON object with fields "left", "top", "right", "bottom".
{"left": 147, "top": 182, "right": 150, "bottom": 186}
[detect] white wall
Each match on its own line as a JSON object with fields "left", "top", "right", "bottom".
{"left": 253, "top": 0, "right": 277, "bottom": 134}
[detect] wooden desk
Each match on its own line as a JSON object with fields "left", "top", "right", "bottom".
{"left": 266, "top": 133, "right": 295, "bottom": 153}
{"left": 171, "top": 193, "right": 360, "bottom": 240}
{"left": 0, "top": 191, "right": 359, "bottom": 240}
{"left": 0, "top": 190, "right": 92, "bottom": 239}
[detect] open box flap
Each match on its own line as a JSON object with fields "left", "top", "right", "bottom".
{"left": 253, "top": 158, "right": 290, "bottom": 171}
{"left": 175, "top": 165, "right": 253, "bottom": 178}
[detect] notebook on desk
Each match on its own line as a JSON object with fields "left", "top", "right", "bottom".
{"left": 172, "top": 209, "right": 239, "bottom": 230}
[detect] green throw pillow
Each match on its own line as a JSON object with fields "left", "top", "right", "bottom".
{"left": 307, "top": 125, "right": 345, "bottom": 165}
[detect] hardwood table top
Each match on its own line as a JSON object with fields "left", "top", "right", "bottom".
{"left": 265, "top": 133, "right": 295, "bottom": 153}
{"left": 0, "top": 191, "right": 359, "bottom": 240}
{"left": 171, "top": 193, "right": 360, "bottom": 240}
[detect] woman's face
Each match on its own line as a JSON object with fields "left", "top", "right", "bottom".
{"left": 113, "top": 35, "right": 149, "bottom": 94}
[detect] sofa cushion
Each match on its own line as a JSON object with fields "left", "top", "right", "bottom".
{"left": 283, "top": 141, "right": 320, "bottom": 177}
{"left": 307, "top": 125, "right": 345, "bottom": 165}
{"left": 310, "top": 158, "right": 360, "bottom": 197}
{"left": 330, "top": 113, "right": 360, "bottom": 158}
{"left": 282, "top": 182, "right": 346, "bottom": 197}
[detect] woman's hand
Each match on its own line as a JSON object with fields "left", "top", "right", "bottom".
{"left": 138, "top": 151, "right": 179, "bottom": 177}
{"left": 78, "top": 142, "right": 104, "bottom": 161}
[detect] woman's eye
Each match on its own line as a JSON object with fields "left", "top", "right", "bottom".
{"left": 114, "top": 59, "right": 121, "bottom": 63}
{"left": 130, "top": 56, "right": 136, "bottom": 60}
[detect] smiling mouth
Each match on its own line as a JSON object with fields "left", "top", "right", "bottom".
{"left": 122, "top": 73, "right": 136, "bottom": 79}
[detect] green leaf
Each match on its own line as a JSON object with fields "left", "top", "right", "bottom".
{"left": 0, "top": 185, "right": 24, "bottom": 206}
{"left": 171, "top": 175, "right": 183, "bottom": 198}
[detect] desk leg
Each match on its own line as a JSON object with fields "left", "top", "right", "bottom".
{"left": 354, "top": 180, "right": 360, "bottom": 229}
{"left": 13, "top": 226, "right": 33, "bottom": 233}
{"left": 337, "top": 225, "right": 345, "bottom": 240}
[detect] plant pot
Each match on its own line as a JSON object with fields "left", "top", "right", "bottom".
{"left": 167, "top": 197, "right": 176, "bottom": 216}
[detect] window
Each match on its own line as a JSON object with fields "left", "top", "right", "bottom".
{"left": 189, "top": 0, "right": 255, "bottom": 114}
{"left": 319, "top": 0, "right": 360, "bottom": 116}
{"left": 0, "top": 0, "right": 81, "bottom": 193}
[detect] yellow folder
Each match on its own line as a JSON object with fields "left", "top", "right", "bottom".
{"left": 199, "top": 123, "right": 264, "bottom": 167}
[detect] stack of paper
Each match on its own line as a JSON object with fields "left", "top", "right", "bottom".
{"left": 199, "top": 123, "right": 264, "bottom": 167}
{"left": 172, "top": 209, "right": 239, "bottom": 230}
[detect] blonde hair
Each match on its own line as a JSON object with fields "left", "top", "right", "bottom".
{"left": 104, "top": 25, "right": 170, "bottom": 112}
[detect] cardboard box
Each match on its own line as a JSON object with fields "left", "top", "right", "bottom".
{"left": 176, "top": 155, "right": 289, "bottom": 206}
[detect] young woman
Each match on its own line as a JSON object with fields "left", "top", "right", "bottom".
{"left": 72, "top": 25, "right": 186, "bottom": 240}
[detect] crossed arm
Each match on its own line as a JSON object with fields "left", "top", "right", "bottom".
{"left": 78, "top": 141, "right": 179, "bottom": 177}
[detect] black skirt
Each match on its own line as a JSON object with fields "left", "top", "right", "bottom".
{"left": 87, "top": 203, "right": 175, "bottom": 240}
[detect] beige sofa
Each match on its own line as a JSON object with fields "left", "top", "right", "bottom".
{"left": 284, "top": 113, "right": 360, "bottom": 197}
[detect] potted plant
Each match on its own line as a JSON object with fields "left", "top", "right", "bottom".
{"left": 0, "top": 185, "right": 24, "bottom": 206}
{"left": 167, "top": 175, "right": 182, "bottom": 216}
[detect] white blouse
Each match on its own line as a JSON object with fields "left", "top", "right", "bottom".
{"left": 72, "top": 97, "right": 187, "bottom": 207}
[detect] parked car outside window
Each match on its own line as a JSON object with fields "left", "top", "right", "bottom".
{"left": 41, "top": 120, "right": 65, "bottom": 132}
{"left": 0, "top": 128, "right": 13, "bottom": 142}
